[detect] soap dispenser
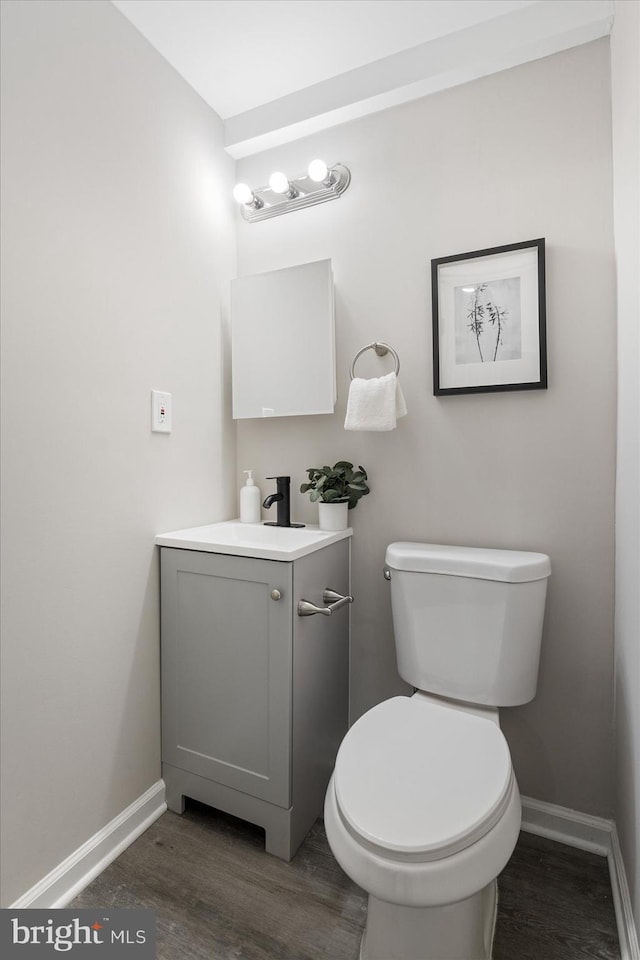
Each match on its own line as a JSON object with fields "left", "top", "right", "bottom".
{"left": 240, "top": 470, "right": 261, "bottom": 523}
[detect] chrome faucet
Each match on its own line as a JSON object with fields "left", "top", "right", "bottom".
{"left": 263, "top": 476, "right": 305, "bottom": 528}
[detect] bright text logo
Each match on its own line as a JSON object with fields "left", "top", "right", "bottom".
{"left": 0, "top": 908, "right": 155, "bottom": 957}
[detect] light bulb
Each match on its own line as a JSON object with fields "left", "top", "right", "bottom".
{"left": 233, "top": 183, "right": 253, "bottom": 205}
{"left": 308, "top": 159, "right": 329, "bottom": 182}
{"left": 269, "top": 171, "right": 290, "bottom": 194}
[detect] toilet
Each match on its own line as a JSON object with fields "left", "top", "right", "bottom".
{"left": 324, "top": 542, "right": 551, "bottom": 960}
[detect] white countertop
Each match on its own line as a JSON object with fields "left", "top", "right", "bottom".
{"left": 155, "top": 519, "right": 352, "bottom": 561}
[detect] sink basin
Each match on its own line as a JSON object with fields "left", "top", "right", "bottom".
{"left": 155, "top": 519, "right": 352, "bottom": 561}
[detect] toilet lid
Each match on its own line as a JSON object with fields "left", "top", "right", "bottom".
{"left": 333, "top": 697, "right": 514, "bottom": 861}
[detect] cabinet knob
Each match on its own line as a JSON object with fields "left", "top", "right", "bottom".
{"left": 270, "top": 589, "right": 282, "bottom": 601}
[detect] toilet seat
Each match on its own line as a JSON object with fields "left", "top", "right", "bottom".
{"left": 333, "top": 696, "right": 513, "bottom": 863}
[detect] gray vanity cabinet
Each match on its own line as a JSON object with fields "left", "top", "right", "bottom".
{"left": 160, "top": 538, "right": 350, "bottom": 860}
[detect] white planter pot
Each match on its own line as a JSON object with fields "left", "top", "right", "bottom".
{"left": 318, "top": 500, "right": 349, "bottom": 531}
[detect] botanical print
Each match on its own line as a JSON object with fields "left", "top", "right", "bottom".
{"left": 454, "top": 277, "right": 522, "bottom": 365}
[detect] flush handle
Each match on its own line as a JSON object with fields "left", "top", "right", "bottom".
{"left": 297, "top": 588, "right": 353, "bottom": 617}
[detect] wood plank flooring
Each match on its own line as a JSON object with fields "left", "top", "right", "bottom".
{"left": 493, "top": 831, "right": 620, "bottom": 960}
{"left": 71, "top": 800, "right": 620, "bottom": 960}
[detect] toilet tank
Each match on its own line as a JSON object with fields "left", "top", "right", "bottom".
{"left": 385, "top": 543, "right": 551, "bottom": 707}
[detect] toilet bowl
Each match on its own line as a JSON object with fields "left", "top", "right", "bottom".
{"left": 324, "top": 542, "right": 550, "bottom": 960}
{"left": 325, "top": 694, "right": 521, "bottom": 959}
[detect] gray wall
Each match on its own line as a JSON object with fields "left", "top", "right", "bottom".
{"left": 0, "top": 0, "right": 236, "bottom": 905}
{"left": 611, "top": 0, "right": 640, "bottom": 928}
{"left": 235, "top": 40, "right": 617, "bottom": 818}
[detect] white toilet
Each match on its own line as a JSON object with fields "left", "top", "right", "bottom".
{"left": 324, "top": 542, "right": 551, "bottom": 960}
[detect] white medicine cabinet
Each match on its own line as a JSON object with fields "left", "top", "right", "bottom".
{"left": 231, "top": 258, "right": 336, "bottom": 419}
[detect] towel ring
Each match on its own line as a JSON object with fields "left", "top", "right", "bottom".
{"left": 350, "top": 341, "right": 400, "bottom": 380}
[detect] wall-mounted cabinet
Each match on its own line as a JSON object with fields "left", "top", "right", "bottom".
{"left": 231, "top": 258, "right": 335, "bottom": 419}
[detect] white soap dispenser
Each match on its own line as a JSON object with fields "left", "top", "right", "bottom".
{"left": 240, "top": 470, "right": 261, "bottom": 523}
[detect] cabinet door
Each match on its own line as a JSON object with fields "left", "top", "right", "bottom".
{"left": 231, "top": 259, "right": 335, "bottom": 419}
{"left": 161, "top": 549, "right": 292, "bottom": 808}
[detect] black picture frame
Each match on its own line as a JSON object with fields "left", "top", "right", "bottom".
{"left": 431, "top": 238, "right": 547, "bottom": 396}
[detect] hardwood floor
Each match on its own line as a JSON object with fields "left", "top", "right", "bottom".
{"left": 71, "top": 800, "right": 620, "bottom": 959}
{"left": 493, "top": 831, "right": 620, "bottom": 960}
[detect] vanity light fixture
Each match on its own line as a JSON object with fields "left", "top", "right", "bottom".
{"left": 233, "top": 160, "right": 351, "bottom": 223}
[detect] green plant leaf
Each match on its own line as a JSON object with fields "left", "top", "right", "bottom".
{"left": 300, "top": 459, "right": 370, "bottom": 506}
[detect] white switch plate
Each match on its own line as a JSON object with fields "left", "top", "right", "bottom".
{"left": 151, "top": 390, "right": 172, "bottom": 433}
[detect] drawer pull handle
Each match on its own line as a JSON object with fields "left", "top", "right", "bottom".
{"left": 297, "top": 588, "right": 353, "bottom": 617}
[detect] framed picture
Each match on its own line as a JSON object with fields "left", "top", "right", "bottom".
{"left": 431, "top": 238, "right": 547, "bottom": 396}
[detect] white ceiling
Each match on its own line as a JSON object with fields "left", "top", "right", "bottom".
{"left": 112, "top": 0, "right": 536, "bottom": 118}
{"left": 111, "top": 0, "right": 615, "bottom": 157}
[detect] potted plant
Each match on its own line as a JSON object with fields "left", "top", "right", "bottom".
{"left": 300, "top": 461, "right": 370, "bottom": 531}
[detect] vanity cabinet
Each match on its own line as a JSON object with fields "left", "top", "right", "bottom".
{"left": 159, "top": 535, "right": 350, "bottom": 860}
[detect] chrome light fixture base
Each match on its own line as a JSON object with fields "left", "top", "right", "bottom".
{"left": 238, "top": 163, "right": 351, "bottom": 222}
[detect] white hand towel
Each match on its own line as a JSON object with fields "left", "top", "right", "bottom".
{"left": 344, "top": 372, "right": 408, "bottom": 431}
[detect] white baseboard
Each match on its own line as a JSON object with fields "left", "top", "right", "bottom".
{"left": 10, "top": 780, "right": 166, "bottom": 909}
{"left": 521, "top": 796, "right": 640, "bottom": 960}
{"left": 521, "top": 794, "right": 613, "bottom": 854}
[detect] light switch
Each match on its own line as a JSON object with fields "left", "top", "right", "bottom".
{"left": 151, "top": 390, "right": 172, "bottom": 433}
